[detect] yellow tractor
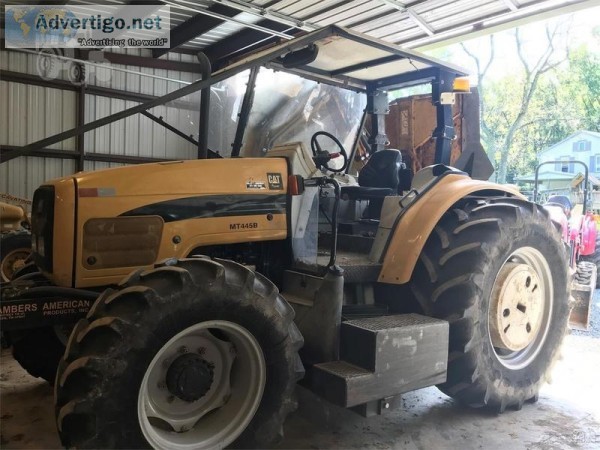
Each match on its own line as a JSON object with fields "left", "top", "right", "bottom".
{"left": 1, "top": 27, "right": 570, "bottom": 449}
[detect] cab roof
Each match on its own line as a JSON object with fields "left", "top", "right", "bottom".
{"left": 217, "top": 25, "right": 469, "bottom": 92}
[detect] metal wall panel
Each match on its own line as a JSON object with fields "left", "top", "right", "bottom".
{"left": 79, "top": 50, "right": 202, "bottom": 159}
{"left": 1, "top": 49, "right": 201, "bottom": 199}
{"left": 0, "top": 80, "right": 77, "bottom": 150}
{"left": 0, "top": 48, "right": 79, "bottom": 82}
{"left": 0, "top": 157, "right": 77, "bottom": 199}
{"left": 82, "top": 93, "right": 198, "bottom": 161}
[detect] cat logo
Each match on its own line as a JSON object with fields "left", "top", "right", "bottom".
{"left": 267, "top": 173, "right": 283, "bottom": 190}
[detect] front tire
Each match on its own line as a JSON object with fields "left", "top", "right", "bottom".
{"left": 55, "top": 257, "right": 303, "bottom": 449}
{"left": 410, "top": 197, "right": 569, "bottom": 411}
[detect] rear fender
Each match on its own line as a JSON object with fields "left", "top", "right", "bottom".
{"left": 378, "top": 173, "right": 524, "bottom": 284}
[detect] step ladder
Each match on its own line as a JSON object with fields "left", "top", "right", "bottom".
{"left": 311, "top": 314, "right": 448, "bottom": 416}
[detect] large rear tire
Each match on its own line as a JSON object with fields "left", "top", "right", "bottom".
{"left": 55, "top": 257, "right": 304, "bottom": 449}
{"left": 409, "top": 197, "right": 569, "bottom": 411}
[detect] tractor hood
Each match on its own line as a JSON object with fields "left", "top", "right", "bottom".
{"left": 69, "top": 158, "right": 288, "bottom": 204}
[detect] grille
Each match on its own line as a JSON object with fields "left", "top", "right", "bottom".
{"left": 31, "top": 186, "right": 55, "bottom": 273}
{"left": 82, "top": 216, "right": 163, "bottom": 269}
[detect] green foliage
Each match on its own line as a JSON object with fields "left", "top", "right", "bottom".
{"left": 429, "top": 19, "right": 598, "bottom": 183}
{"left": 481, "top": 44, "right": 599, "bottom": 182}
{"left": 563, "top": 47, "right": 600, "bottom": 132}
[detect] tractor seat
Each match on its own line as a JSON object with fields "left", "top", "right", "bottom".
{"left": 341, "top": 149, "right": 402, "bottom": 218}
{"left": 545, "top": 195, "right": 572, "bottom": 217}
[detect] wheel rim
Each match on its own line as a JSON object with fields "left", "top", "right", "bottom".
{"left": 138, "top": 320, "right": 266, "bottom": 450}
{"left": 1, "top": 248, "right": 30, "bottom": 282}
{"left": 488, "top": 247, "right": 553, "bottom": 370}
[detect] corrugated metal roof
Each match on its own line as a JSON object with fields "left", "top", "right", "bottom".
{"left": 184, "top": 12, "right": 263, "bottom": 48}
{"left": 1, "top": 0, "right": 596, "bottom": 57}
{"left": 157, "top": 0, "right": 597, "bottom": 55}
{"left": 29, "top": 0, "right": 572, "bottom": 69}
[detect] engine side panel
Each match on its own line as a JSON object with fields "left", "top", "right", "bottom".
{"left": 42, "top": 158, "right": 288, "bottom": 288}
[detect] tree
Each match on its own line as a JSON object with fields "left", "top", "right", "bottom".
{"left": 461, "top": 24, "right": 565, "bottom": 183}
{"left": 563, "top": 47, "right": 600, "bottom": 133}
{"left": 500, "top": 44, "right": 600, "bottom": 182}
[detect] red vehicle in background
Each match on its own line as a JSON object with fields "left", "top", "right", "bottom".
{"left": 535, "top": 160, "right": 597, "bottom": 329}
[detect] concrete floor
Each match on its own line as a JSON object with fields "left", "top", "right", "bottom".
{"left": 1, "top": 318, "right": 599, "bottom": 449}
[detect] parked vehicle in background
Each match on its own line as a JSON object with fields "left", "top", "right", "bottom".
{"left": 535, "top": 160, "right": 597, "bottom": 329}
{"left": 0, "top": 199, "right": 31, "bottom": 282}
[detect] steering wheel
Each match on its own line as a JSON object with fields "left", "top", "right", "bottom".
{"left": 310, "top": 131, "right": 349, "bottom": 173}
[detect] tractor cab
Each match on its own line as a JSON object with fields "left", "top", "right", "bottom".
{"left": 230, "top": 26, "right": 485, "bottom": 278}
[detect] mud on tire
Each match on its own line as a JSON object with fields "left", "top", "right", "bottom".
{"left": 410, "top": 197, "right": 570, "bottom": 412}
{"left": 55, "top": 257, "right": 304, "bottom": 449}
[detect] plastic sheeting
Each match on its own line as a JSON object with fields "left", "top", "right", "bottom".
{"left": 242, "top": 68, "right": 366, "bottom": 159}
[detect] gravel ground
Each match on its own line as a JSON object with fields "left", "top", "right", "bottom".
{"left": 571, "top": 289, "right": 600, "bottom": 338}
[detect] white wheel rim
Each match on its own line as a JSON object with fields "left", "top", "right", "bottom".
{"left": 138, "top": 320, "right": 266, "bottom": 450}
{"left": 488, "top": 247, "right": 553, "bottom": 370}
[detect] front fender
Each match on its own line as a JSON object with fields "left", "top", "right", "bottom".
{"left": 379, "top": 174, "right": 524, "bottom": 284}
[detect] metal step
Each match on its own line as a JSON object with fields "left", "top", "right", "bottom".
{"left": 311, "top": 314, "right": 448, "bottom": 408}
{"left": 341, "top": 314, "right": 448, "bottom": 372}
{"left": 316, "top": 250, "right": 382, "bottom": 283}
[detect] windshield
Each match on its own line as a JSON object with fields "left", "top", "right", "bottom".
{"left": 161, "top": 68, "right": 365, "bottom": 161}
{"left": 241, "top": 68, "right": 366, "bottom": 158}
